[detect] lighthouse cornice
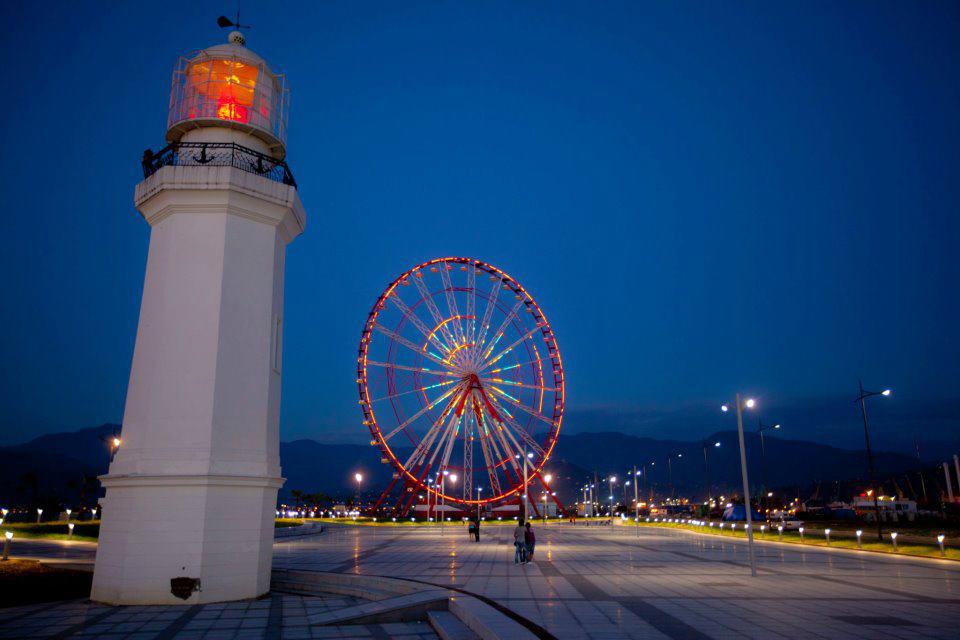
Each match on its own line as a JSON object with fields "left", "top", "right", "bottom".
{"left": 135, "top": 166, "right": 306, "bottom": 243}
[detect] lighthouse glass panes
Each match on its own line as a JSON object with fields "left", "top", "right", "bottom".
{"left": 168, "top": 52, "right": 289, "bottom": 146}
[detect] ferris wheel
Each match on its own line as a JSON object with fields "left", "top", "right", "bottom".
{"left": 357, "top": 257, "right": 564, "bottom": 513}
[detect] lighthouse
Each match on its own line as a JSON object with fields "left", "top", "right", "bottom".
{"left": 91, "top": 29, "right": 306, "bottom": 605}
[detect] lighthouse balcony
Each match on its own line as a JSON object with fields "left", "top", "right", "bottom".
{"left": 142, "top": 141, "right": 296, "bottom": 188}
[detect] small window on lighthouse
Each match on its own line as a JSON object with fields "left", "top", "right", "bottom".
{"left": 272, "top": 315, "right": 282, "bottom": 373}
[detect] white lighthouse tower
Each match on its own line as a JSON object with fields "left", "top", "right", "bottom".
{"left": 91, "top": 30, "right": 306, "bottom": 605}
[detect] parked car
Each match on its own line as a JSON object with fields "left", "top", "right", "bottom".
{"left": 774, "top": 516, "right": 803, "bottom": 530}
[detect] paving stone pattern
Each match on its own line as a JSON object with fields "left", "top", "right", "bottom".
{"left": 3, "top": 523, "right": 960, "bottom": 638}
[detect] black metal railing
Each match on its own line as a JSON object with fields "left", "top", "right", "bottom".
{"left": 141, "top": 142, "right": 297, "bottom": 188}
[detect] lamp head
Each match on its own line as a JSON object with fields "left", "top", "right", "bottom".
{"left": 745, "top": 398, "right": 756, "bottom": 409}
{"left": 881, "top": 389, "right": 892, "bottom": 396}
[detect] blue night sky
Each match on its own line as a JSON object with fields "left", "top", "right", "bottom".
{"left": 1, "top": 2, "right": 958, "bottom": 454}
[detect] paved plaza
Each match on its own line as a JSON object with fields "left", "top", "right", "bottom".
{"left": 2, "top": 522, "right": 959, "bottom": 639}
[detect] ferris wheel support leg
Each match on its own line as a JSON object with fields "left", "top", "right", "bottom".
{"left": 397, "top": 463, "right": 433, "bottom": 518}
{"left": 370, "top": 475, "right": 401, "bottom": 516}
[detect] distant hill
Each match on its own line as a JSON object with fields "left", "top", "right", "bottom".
{"left": 0, "top": 424, "right": 937, "bottom": 506}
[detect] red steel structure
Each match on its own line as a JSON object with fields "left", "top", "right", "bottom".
{"left": 358, "top": 257, "right": 565, "bottom": 517}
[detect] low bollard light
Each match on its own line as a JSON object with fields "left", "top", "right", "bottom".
{"left": 855, "top": 530, "right": 863, "bottom": 550}
{"left": 937, "top": 535, "right": 946, "bottom": 557}
{"left": 36, "top": 508, "right": 43, "bottom": 524}
{"left": 799, "top": 527, "right": 804, "bottom": 542}
{"left": 65, "top": 509, "right": 71, "bottom": 522}
{"left": 2, "top": 531, "right": 11, "bottom": 561}
{"left": 890, "top": 532, "right": 898, "bottom": 552}
{"left": 760, "top": 525, "right": 766, "bottom": 538}
{"left": 777, "top": 525, "right": 783, "bottom": 541}
{"left": 68, "top": 523, "right": 75, "bottom": 538}
{"left": 825, "top": 528, "right": 831, "bottom": 545}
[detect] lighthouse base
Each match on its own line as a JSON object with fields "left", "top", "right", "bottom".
{"left": 91, "top": 474, "right": 282, "bottom": 605}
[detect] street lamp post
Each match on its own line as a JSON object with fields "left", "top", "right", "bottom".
{"left": 666, "top": 454, "right": 682, "bottom": 499}
{"left": 702, "top": 441, "right": 721, "bottom": 506}
{"left": 633, "top": 465, "right": 640, "bottom": 536}
{"left": 476, "top": 487, "right": 482, "bottom": 522}
{"left": 441, "top": 470, "right": 449, "bottom": 534}
{"left": 608, "top": 476, "right": 617, "bottom": 517}
{"left": 857, "top": 382, "right": 891, "bottom": 541}
{"left": 756, "top": 422, "right": 780, "bottom": 515}
{"left": 722, "top": 394, "right": 758, "bottom": 577}
{"left": 354, "top": 473, "right": 363, "bottom": 514}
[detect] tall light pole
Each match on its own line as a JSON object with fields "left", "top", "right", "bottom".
{"left": 543, "top": 474, "right": 553, "bottom": 522}
{"left": 441, "top": 470, "right": 449, "bottom": 534}
{"left": 857, "top": 382, "right": 891, "bottom": 541}
{"left": 476, "top": 487, "right": 482, "bottom": 522}
{"left": 354, "top": 473, "right": 363, "bottom": 514}
{"left": 702, "top": 441, "right": 721, "bottom": 506}
{"left": 756, "top": 422, "right": 780, "bottom": 516}
{"left": 608, "top": 476, "right": 617, "bottom": 516}
{"left": 722, "top": 394, "right": 758, "bottom": 577}
{"left": 666, "top": 454, "right": 682, "bottom": 500}
{"left": 633, "top": 465, "right": 640, "bottom": 536}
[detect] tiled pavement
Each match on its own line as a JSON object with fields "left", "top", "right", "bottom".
{"left": 2, "top": 522, "right": 960, "bottom": 638}
{"left": 273, "top": 522, "right": 960, "bottom": 639}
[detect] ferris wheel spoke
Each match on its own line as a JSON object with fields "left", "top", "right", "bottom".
{"left": 365, "top": 360, "right": 459, "bottom": 378}
{"left": 472, "top": 395, "right": 503, "bottom": 495}
{"left": 482, "top": 324, "right": 543, "bottom": 371}
{"left": 411, "top": 272, "right": 461, "bottom": 349}
{"left": 479, "top": 377, "right": 559, "bottom": 393}
{"left": 432, "top": 406, "right": 462, "bottom": 474}
{"left": 462, "top": 407, "right": 473, "bottom": 500}
{"left": 369, "top": 378, "right": 457, "bottom": 403}
{"left": 487, "top": 385, "right": 556, "bottom": 433}
{"left": 405, "top": 392, "right": 462, "bottom": 470}
{"left": 489, "top": 400, "right": 546, "bottom": 460}
{"left": 373, "top": 323, "right": 458, "bottom": 371}
{"left": 487, "top": 411, "right": 526, "bottom": 481}
{"left": 388, "top": 292, "right": 455, "bottom": 356}
{"left": 382, "top": 382, "right": 464, "bottom": 443}
{"left": 466, "top": 264, "right": 477, "bottom": 345}
{"left": 480, "top": 300, "right": 524, "bottom": 362}
{"left": 487, "top": 359, "right": 538, "bottom": 374}
{"left": 438, "top": 267, "right": 467, "bottom": 346}
{"left": 473, "top": 277, "right": 502, "bottom": 359}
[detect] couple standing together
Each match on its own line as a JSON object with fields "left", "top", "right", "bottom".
{"left": 513, "top": 521, "right": 536, "bottom": 564}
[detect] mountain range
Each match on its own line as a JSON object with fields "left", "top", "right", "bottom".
{"left": 2, "top": 423, "right": 950, "bottom": 508}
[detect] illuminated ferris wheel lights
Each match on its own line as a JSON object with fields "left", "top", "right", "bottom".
{"left": 359, "top": 257, "right": 563, "bottom": 506}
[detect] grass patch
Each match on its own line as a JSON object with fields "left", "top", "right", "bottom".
{"left": 4, "top": 518, "right": 319, "bottom": 540}
{"left": 0, "top": 559, "right": 92, "bottom": 608}
{"left": 4, "top": 522, "right": 99, "bottom": 542}
{"left": 638, "top": 521, "right": 959, "bottom": 561}
{"left": 274, "top": 518, "right": 305, "bottom": 528}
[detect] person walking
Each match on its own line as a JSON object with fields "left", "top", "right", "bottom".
{"left": 513, "top": 520, "right": 527, "bottom": 564}
{"left": 524, "top": 522, "right": 536, "bottom": 562}
{"left": 472, "top": 516, "right": 481, "bottom": 542}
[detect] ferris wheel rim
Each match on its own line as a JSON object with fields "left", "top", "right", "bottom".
{"left": 357, "top": 256, "right": 565, "bottom": 506}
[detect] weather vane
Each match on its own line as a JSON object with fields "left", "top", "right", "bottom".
{"left": 217, "top": 11, "right": 251, "bottom": 32}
